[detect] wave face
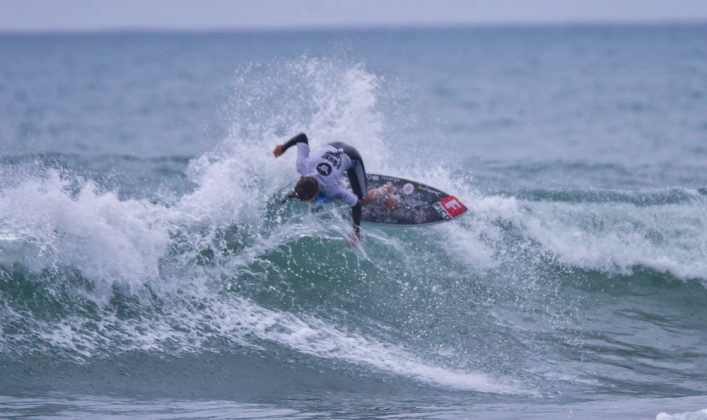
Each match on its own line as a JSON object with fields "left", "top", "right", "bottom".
{"left": 2, "top": 26, "right": 707, "bottom": 417}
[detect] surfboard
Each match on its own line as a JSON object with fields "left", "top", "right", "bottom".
{"left": 361, "top": 174, "right": 467, "bottom": 225}
{"left": 277, "top": 174, "right": 468, "bottom": 225}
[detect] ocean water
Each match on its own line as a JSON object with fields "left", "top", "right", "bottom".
{"left": 1, "top": 24, "right": 707, "bottom": 419}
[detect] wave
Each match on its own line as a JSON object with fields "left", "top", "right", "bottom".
{"left": 0, "top": 58, "right": 525, "bottom": 394}
{"left": 514, "top": 187, "right": 706, "bottom": 206}
{"left": 1, "top": 58, "right": 705, "bottom": 397}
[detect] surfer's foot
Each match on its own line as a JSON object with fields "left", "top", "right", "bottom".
{"left": 346, "top": 231, "right": 361, "bottom": 247}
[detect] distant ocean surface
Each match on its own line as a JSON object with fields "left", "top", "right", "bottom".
{"left": 1, "top": 24, "right": 707, "bottom": 419}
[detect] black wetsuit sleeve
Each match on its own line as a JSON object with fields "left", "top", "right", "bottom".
{"left": 281, "top": 133, "right": 308, "bottom": 152}
{"left": 352, "top": 201, "right": 362, "bottom": 232}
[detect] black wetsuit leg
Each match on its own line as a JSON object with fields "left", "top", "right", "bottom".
{"left": 327, "top": 142, "right": 367, "bottom": 198}
{"left": 328, "top": 142, "right": 368, "bottom": 231}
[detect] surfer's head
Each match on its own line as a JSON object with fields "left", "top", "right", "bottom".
{"left": 292, "top": 176, "right": 319, "bottom": 201}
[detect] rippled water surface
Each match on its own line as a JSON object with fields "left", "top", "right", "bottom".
{"left": 1, "top": 25, "right": 707, "bottom": 418}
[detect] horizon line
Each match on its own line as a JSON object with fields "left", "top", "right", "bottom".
{"left": 2, "top": 18, "right": 707, "bottom": 35}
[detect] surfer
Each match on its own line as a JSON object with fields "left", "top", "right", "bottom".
{"left": 273, "top": 133, "right": 370, "bottom": 241}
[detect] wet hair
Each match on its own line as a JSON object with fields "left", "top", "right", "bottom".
{"left": 292, "top": 176, "right": 318, "bottom": 201}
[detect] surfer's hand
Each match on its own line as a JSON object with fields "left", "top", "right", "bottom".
{"left": 273, "top": 144, "right": 284, "bottom": 157}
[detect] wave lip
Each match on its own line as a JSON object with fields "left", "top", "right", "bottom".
{"left": 0, "top": 171, "right": 170, "bottom": 299}
{"left": 489, "top": 190, "right": 707, "bottom": 282}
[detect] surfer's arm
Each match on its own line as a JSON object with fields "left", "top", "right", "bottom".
{"left": 294, "top": 142, "right": 310, "bottom": 176}
{"left": 281, "top": 133, "right": 308, "bottom": 152}
{"left": 274, "top": 132, "right": 308, "bottom": 155}
{"left": 273, "top": 133, "right": 310, "bottom": 175}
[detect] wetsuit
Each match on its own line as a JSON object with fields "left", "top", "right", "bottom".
{"left": 281, "top": 133, "right": 368, "bottom": 232}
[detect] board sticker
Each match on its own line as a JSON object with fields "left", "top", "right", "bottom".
{"left": 435, "top": 196, "right": 467, "bottom": 219}
{"left": 433, "top": 202, "right": 452, "bottom": 220}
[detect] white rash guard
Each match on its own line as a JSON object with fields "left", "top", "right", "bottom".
{"left": 295, "top": 142, "right": 359, "bottom": 207}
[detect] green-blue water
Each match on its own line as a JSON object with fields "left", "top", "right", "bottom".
{"left": 1, "top": 25, "right": 707, "bottom": 418}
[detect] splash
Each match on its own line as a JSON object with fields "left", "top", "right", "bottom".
{"left": 0, "top": 58, "right": 523, "bottom": 394}
{"left": 0, "top": 171, "right": 170, "bottom": 299}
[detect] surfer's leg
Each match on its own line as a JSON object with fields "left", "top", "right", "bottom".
{"left": 347, "top": 159, "right": 367, "bottom": 199}
{"left": 327, "top": 142, "right": 367, "bottom": 198}
{"left": 329, "top": 142, "right": 367, "bottom": 238}
{"left": 337, "top": 144, "right": 367, "bottom": 199}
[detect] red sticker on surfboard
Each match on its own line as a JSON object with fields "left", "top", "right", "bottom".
{"left": 434, "top": 195, "right": 467, "bottom": 219}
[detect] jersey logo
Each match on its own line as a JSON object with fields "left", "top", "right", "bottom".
{"left": 322, "top": 151, "right": 342, "bottom": 169}
{"left": 316, "top": 162, "right": 332, "bottom": 176}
